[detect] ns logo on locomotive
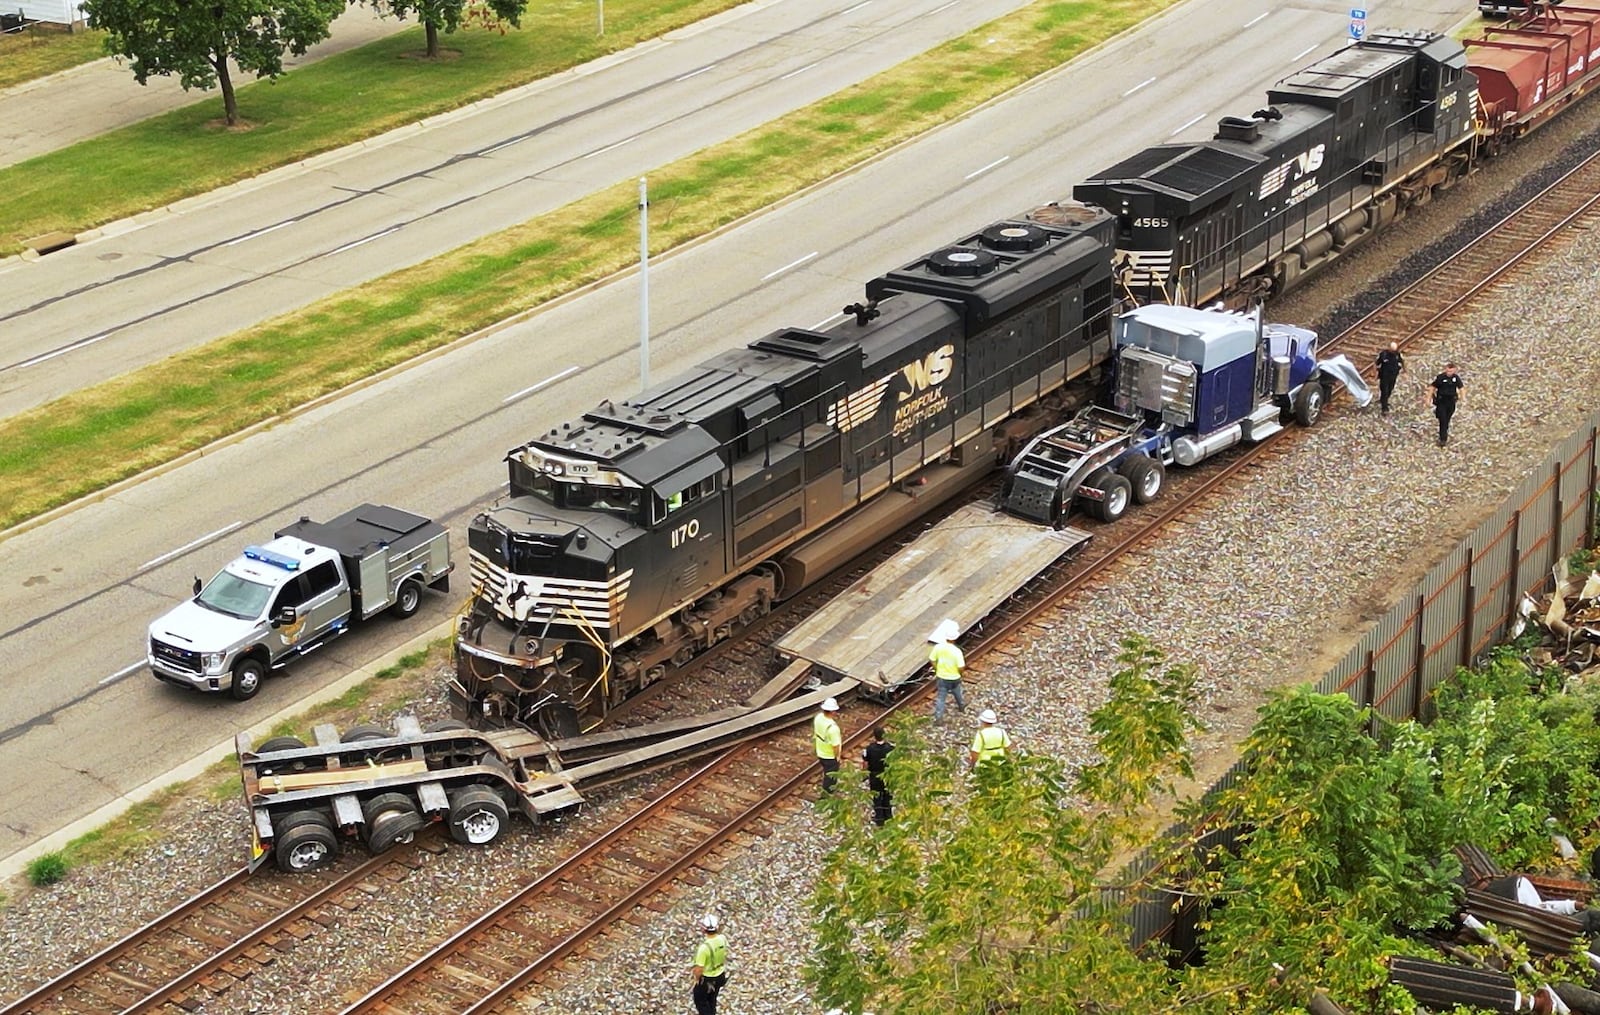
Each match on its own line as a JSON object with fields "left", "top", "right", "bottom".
{"left": 448, "top": 26, "right": 1573, "bottom": 738}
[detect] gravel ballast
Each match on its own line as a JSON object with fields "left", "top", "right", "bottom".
{"left": 7, "top": 104, "right": 1600, "bottom": 1015}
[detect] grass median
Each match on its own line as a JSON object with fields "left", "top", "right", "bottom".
{"left": 0, "top": 0, "right": 1176, "bottom": 531}
{"left": 0, "top": 0, "right": 747, "bottom": 254}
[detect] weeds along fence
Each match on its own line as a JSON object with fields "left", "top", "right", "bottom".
{"left": 1117, "top": 409, "right": 1600, "bottom": 954}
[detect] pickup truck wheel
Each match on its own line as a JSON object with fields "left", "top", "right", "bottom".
{"left": 275, "top": 821, "right": 338, "bottom": 873}
{"left": 230, "top": 658, "right": 266, "bottom": 701}
{"left": 392, "top": 578, "right": 423, "bottom": 619}
{"left": 1294, "top": 382, "right": 1326, "bottom": 427}
{"left": 1117, "top": 456, "right": 1165, "bottom": 505}
{"left": 447, "top": 786, "right": 510, "bottom": 846}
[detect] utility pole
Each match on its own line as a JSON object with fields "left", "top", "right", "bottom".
{"left": 639, "top": 177, "right": 650, "bottom": 391}
{"left": 597, "top": 0, "right": 604, "bottom": 35}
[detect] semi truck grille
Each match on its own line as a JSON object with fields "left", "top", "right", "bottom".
{"left": 151, "top": 638, "right": 201, "bottom": 673}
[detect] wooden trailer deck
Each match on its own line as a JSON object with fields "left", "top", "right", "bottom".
{"left": 775, "top": 504, "right": 1091, "bottom": 690}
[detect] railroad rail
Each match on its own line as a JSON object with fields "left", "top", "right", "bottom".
{"left": 8, "top": 144, "right": 1596, "bottom": 1015}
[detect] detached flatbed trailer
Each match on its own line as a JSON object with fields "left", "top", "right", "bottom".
{"left": 238, "top": 671, "right": 849, "bottom": 872}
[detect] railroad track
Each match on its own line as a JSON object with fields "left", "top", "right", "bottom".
{"left": 11, "top": 145, "right": 1597, "bottom": 1015}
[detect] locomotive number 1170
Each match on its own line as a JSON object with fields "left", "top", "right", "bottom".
{"left": 670, "top": 519, "right": 702, "bottom": 548}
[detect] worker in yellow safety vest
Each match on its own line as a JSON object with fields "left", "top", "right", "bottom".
{"left": 690, "top": 913, "right": 729, "bottom": 1014}
{"left": 814, "top": 697, "right": 843, "bottom": 792}
{"left": 968, "top": 709, "right": 1011, "bottom": 769}
{"left": 928, "top": 618, "right": 966, "bottom": 722}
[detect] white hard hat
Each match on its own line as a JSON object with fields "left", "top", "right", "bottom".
{"left": 979, "top": 709, "right": 997, "bottom": 724}
{"left": 928, "top": 618, "right": 960, "bottom": 643}
{"left": 821, "top": 697, "right": 840, "bottom": 712}
{"left": 700, "top": 913, "right": 719, "bottom": 932}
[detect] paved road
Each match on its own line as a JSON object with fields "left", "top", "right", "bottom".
{"left": 0, "top": 0, "right": 1474, "bottom": 864}
{"left": 0, "top": 6, "right": 410, "bottom": 169}
{"left": 0, "top": 0, "right": 1037, "bottom": 421}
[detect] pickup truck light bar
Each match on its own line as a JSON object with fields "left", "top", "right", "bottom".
{"left": 242, "top": 545, "right": 302, "bottom": 571}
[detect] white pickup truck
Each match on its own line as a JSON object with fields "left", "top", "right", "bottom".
{"left": 148, "top": 505, "right": 452, "bottom": 700}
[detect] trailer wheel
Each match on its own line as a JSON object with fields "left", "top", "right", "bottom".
{"left": 424, "top": 720, "right": 469, "bottom": 734}
{"left": 274, "top": 808, "right": 335, "bottom": 835}
{"left": 275, "top": 819, "right": 338, "bottom": 873}
{"left": 1117, "top": 456, "right": 1165, "bottom": 505}
{"left": 363, "top": 793, "right": 425, "bottom": 853}
{"left": 341, "top": 724, "right": 392, "bottom": 743}
{"left": 1087, "top": 474, "right": 1133, "bottom": 523}
{"left": 257, "top": 736, "right": 307, "bottom": 754}
{"left": 231, "top": 658, "right": 266, "bottom": 701}
{"left": 392, "top": 578, "right": 423, "bottom": 619}
{"left": 1294, "top": 383, "right": 1326, "bottom": 427}
{"left": 447, "top": 786, "right": 510, "bottom": 846}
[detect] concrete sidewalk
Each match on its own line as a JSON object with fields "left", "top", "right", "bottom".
{"left": 0, "top": 5, "right": 410, "bottom": 169}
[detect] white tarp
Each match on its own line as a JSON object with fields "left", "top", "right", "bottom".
{"left": 1314, "top": 353, "right": 1373, "bottom": 408}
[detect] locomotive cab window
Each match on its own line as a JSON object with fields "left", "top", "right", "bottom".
{"left": 565, "top": 484, "right": 641, "bottom": 520}
{"left": 653, "top": 476, "right": 717, "bottom": 524}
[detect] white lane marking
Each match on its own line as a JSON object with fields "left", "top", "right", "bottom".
{"left": 780, "top": 61, "right": 819, "bottom": 80}
{"left": 762, "top": 251, "right": 818, "bottom": 281}
{"left": 99, "top": 661, "right": 144, "bottom": 686}
{"left": 223, "top": 221, "right": 295, "bottom": 248}
{"left": 1244, "top": 11, "right": 1268, "bottom": 27}
{"left": 15, "top": 334, "right": 113, "bottom": 369}
{"left": 328, "top": 226, "right": 401, "bottom": 256}
{"left": 1122, "top": 76, "right": 1156, "bottom": 97}
{"left": 138, "top": 520, "right": 245, "bottom": 572}
{"left": 965, "top": 155, "right": 1010, "bottom": 180}
{"left": 483, "top": 136, "right": 525, "bottom": 156}
{"left": 928, "top": 0, "right": 957, "bottom": 12}
{"left": 811, "top": 311, "right": 845, "bottom": 329}
{"left": 1292, "top": 43, "right": 1317, "bottom": 61}
{"left": 582, "top": 134, "right": 640, "bottom": 160}
{"left": 676, "top": 63, "right": 718, "bottom": 82}
{"left": 503, "top": 365, "right": 580, "bottom": 404}
{"left": 842, "top": 0, "right": 871, "bottom": 12}
{"left": 1169, "top": 113, "right": 1206, "bottom": 137}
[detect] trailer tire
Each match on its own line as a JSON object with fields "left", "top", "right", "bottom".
{"left": 1294, "top": 382, "right": 1326, "bottom": 427}
{"left": 257, "top": 736, "right": 307, "bottom": 754}
{"left": 275, "top": 819, "right": 338, "bottom": 873}
{"left": 424, "top": 720, "right": 469, "bottom": 734}
{"left": 231, "top": 658, "right": 266, "bottom": 701}
{"left": 1117, "top": 456, "right": 1165, "bottom": 504}
{"left": 447, "top": 786, "right": 510, "bottom": 846}
{"left": 1088, "top": 474, "right": 1133, "bottom": 523}
{"left": 392, "top": 578, "right": 423, "bottom": 619}
{"left": 363, "top": 793, "right": 425, "bottom": 853}
{"left": 274, "top": 808, "right": 334, "bottom": 835}
{"left": 341, "top": 724, "right": 391, "bottom": 743}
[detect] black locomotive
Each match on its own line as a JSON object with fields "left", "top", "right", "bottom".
{"left": 1076, "top": 29, "right": 1478, "bottom": 306}
{"left": 448, "top": 28, "right": 1567, "bottom": 735}
{"left": 454, "top": 204, "right": 1116, "bottom": 735}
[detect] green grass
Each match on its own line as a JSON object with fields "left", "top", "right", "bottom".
{"left": 25, "top": 852, "right": 68, "bottom": 886}
{"left": 0, "top": 0, "right": 746, "bottom": 254}
{"left": 0, "top": 26, "right": 107, "bottom": 92}
{"left": 0, "top": 0, "right": 1178, "bottom": 530}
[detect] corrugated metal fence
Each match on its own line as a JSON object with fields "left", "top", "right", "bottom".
{"left": 1119, "top": 410, "right": 1600, "bottom": 952}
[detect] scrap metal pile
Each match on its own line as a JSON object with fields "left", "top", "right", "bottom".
{"left": 1517, "top": 560, "right": 1600, "bottom": 675}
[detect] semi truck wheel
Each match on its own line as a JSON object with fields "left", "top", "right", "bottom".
{"left": 447, "top": 786, "right": 510, "bottom": 846}
{"left": 275, "top": 819, "right": 338, "bottom": 873}
{"left": 1117, "top": 456, "right": 1165, "bottom": 504}
{"left": 392, "top": 578, "right": 423, "bottom": 619}
{"left": 1294, "top": 383, "right": 1326, "bottom": 427}
{"left": 231, "top": 658, "right": 266, "bottom": 701}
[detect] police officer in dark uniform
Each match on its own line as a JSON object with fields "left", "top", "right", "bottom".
{"left": 863, "top": 727, "right": 894, "bottom": 826}
{"left": 1430, "top": 362, "right": 1464, "bottom": 447}
{"left": 1375, "top": 342, "right": 1405, "bottom": 414}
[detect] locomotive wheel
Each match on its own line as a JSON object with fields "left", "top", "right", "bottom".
{"left": 1294, "top": 383, "right": 1326, "bottom": 427}
{"left": 275, "top": 819, "right": 338, "bottom": 873}
{"left": 1087, "top": 474, "right": 1133, "bottom": 523}
{"left": 447, "top": 786, "right": 510, "bottom": 846}
{"left": 1117, "top": 456, "right": 1165, "bottom": 505}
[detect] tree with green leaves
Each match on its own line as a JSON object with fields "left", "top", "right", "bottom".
{"left": 364, "top": 0, "right": 528, "bottom": 60}
{"left": 82, "top": 0, "right": 345, "bottom": 126}
{"left": 806, "top": 635, "right": 1201, "bottom": 1015}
